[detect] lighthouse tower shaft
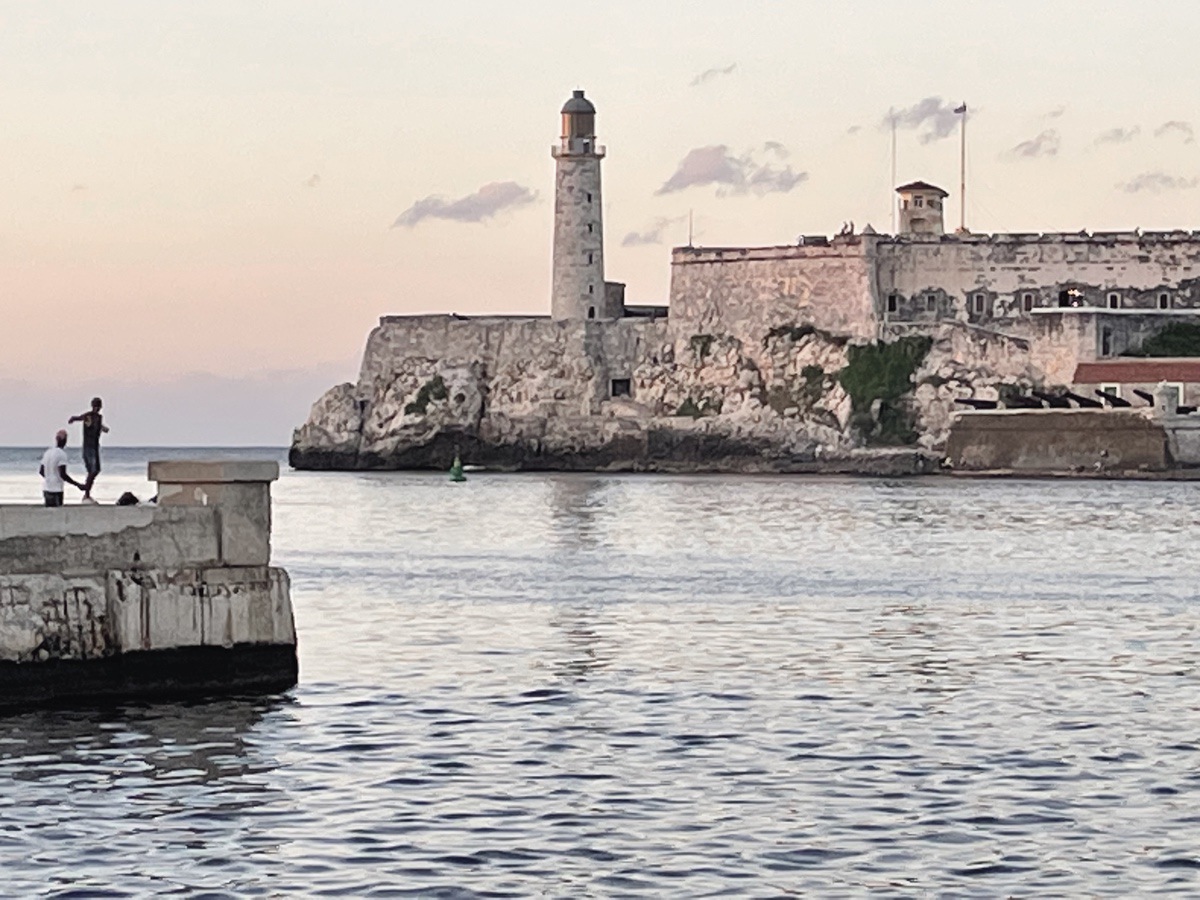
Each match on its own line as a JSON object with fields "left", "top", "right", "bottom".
{"left": 551, "top": 91, "right": 610, "bottom": 321}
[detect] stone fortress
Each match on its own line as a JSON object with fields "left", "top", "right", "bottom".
{"left": 291, "top": 91, "right": 1200, "bottom": 472}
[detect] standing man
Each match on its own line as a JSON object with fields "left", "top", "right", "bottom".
{"left": 69, "top": 397, "right": 109, "bottom": 503}
{"left": 39, "top": 429, "right": 84, "bottom": 507}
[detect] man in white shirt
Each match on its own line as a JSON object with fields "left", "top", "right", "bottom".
{"left": 39, "top": 430, "right": 84, "bottom": 507}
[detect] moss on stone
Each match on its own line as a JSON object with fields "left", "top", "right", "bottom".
{"left": 404, "top": 375, "right": 449, "bottom": 416}
{"left": 837, "top": 336, "right": 932, "bottom": 445}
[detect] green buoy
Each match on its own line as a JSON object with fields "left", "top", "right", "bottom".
{"left": 449, "top": 454, "right": 466, "bottom": 482}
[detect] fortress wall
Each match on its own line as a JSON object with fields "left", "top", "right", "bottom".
{"left": 668, "top": 241, "right": 881, "bottom": 344}
{"left": 879, "top": 234, "right": 1200, "bottom": 325}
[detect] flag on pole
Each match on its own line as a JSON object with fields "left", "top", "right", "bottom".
{"left": 954, "top": 103, "right": 967, "bottom": 114}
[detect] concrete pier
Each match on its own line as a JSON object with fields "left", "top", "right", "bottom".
{"left": 0, "top": 461, "right": 297, "bottom": 709}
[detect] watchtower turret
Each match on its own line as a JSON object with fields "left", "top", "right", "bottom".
{"left": 551, "top": 90, "right": 607, "bottom": 320}
{"left": 896, "top": 181, "right": 948, "bottom": 236}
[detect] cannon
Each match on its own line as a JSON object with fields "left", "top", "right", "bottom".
{"left": 1095, "top": 389, "right": 1132, "bottom": 408}
{"left": 1031, "top": 390, "right": 1071, "bottom": 408}
{"left": 1064, "top": 391, "right": 1104, "bottom": 408}
{"left": 1133, "top": 388, "right": 1155, "bottom": 404}
{"left": 1006, "top": 395, "right": 1045, "bottom": 409}
{"left": 954, "top": 398, "right": 999, "bottom": 410}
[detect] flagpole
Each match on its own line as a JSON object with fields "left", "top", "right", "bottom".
{"left": 890, "top": 114, "right": 897, "bottom": 233}
{"left": 958, "top": 102, "right": 967, "bottom": 233}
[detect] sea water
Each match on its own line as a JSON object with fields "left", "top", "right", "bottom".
{"left": 0, "top": 447, "right": 1198, "bottom": 896}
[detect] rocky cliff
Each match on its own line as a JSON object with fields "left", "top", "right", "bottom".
{"left": 290, "top": 313, "right": 1045, "bottom": 474}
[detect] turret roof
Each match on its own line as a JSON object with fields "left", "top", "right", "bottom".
{"left": 561, "top": 90, "right": 596, "bottom": 114}
{"left": 895, "top": 180, "right": 949, "bottom": 197}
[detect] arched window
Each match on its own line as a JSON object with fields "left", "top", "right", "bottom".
{"left": 587, "top": 307, "right": 595, "bottom": 319}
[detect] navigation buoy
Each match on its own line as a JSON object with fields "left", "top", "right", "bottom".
{"left": 449, "top": 454, "right": 466, "bottom": 482}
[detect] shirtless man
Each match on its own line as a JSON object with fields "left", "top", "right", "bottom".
{"left": 68, "top": 397, "right": 109, "bottom": 502}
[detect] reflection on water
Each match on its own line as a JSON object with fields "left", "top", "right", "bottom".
{"left": 0, "top": 450, "right": 1198, "bottom": 894}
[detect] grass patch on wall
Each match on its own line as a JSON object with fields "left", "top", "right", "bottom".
{"left": 837, "top": 336, "right": 932, "bottom": 445}
{"left": 404, "top": 375, "right": 448, "bottom": 415}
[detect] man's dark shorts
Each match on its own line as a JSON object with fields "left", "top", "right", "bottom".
{"left": 83, "top": 445, "right": 101, "bottom": 477}
{"left": 43, "top": 492, "right": 64, "bottom": 507}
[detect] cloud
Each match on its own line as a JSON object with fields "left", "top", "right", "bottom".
{"left": 690, "top": 63, "right": 736, "bottom": 87}
{"left": 70, "top": 183, "right": 87, "bottom": 192}
{"left": 392, "top": 181, "right": 537, "bottom": 228}
{"left": 762, "top": 141, "right": 789, "bottom": 158}
{"left": 884, "top": 97, "right": 964, "bottom": 144}
{"left": 1007, "top": 129, "right": 1060, "bottom": 159}
{"left": 1045, "top": 105, "right": 1066, "bottom": 119}
{"left": 1118, "top": 172, "right": 1199, "bottom": 194}
{"left": 621, "top": 216, "right": 687, "bottom": 247}
{"left": 1155, "top": 120, "right": 1195, "bottom": 144}
{"left": 304, "top": 174, "right": 321, "bottom": 188}
{"left": 656, "top": 145, "right": 808, "bottom": 196}
{"left": 846, "top": 125, "right": 862, "bottom": 135}
{"left": 1095, "top": 126, "right": 1139, "bottom": 145}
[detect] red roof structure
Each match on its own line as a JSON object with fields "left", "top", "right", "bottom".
{"left": 1074, "top": 359, "right": 1200, "bottom": 383}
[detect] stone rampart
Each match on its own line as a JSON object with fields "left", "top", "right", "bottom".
{"left": 0, "top": 461, "right": 297, "bottom": 709}
{"left": 668, "top": 241, "right": 881, "bottom": 344}
{"left": 946, "top": 409, "right": 1171, "bottom": 473}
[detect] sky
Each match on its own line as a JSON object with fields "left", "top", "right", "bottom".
{"left": 3, "top": 1, "right": 1200, "bottom": 445}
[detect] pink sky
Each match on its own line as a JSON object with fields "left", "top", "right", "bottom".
{"left": 4, "top": 1, "right": 1199, "bottom": 443}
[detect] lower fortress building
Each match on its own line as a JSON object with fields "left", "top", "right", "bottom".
{"left": 292, "top": 92, "right": 1200, "bottom": 473}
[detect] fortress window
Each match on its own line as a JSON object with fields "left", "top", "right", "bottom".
{"left": 587, "top": 306, "right": 596, "bottom": 319}
{"left": 610, "top": 378, "right": 632, "bottom": 398}
{"left": 1107, "top": 292, "right": 1121, "bottom": 309}
{"left": 587, "top": 223, "right": 593, "bottom": 233}
{"left": 1101, "top": 327, "right": 1113, "bottom": 356}
{"left": 1159, "top": 292, "right": 1170, "bottom": 309}
{"left": 926, "top": 294, "right": 936, "bottom": 312}
{"left": 586, "top": 192, "right": 593, "bottom": 203}
{"left": 972, "top": 292, "right": 986, "bottom": 314}
{"left": 914, "top": 197, "right": 925, "bottom": 208}
{"left": 1022, "top": 292, "right": 1035, "bottom": 312}
{"left": 887, "top": 293, "right": 898, "bottom": 313}
{"left": 587, "top": 252, "right": 593, "bottom": 264}
{"left": 1058, "top": 289, "right": 1070, "bottom": 307}
{"left": 588, "top": 285, "right": 594, "bottom": 294}
{"left": 1100, "top": 383, "right": 1121, "bottom": 400}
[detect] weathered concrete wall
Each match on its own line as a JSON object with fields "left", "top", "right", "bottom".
{"left": 0, "top": 461, "right": 296, "bottom": 706}
{"left": 1165, "top": 416, "right": 1200, "bottom": 465}
{"left": 946, "top": 410, "right": 1170, "bottom": 472}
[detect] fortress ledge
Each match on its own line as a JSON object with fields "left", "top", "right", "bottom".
{"left": 0, "top": 460, "right": 297, "bottom": 710}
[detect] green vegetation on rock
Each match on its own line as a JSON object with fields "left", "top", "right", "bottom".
{"left": 404, "top": 375, "right": 449, "bottom": 415}
{"left": 690, "top": 334, "right": 715, "bottom": 360}
{"left": 837, "top": 336, "right": 932, "bottom": 445}
{"left": 1124, "top": 323, "right": 1200, "bottom": 357}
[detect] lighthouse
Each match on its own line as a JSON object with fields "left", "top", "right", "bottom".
{"left": 551, "top": 90, "right": 608, "bottom": 321}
